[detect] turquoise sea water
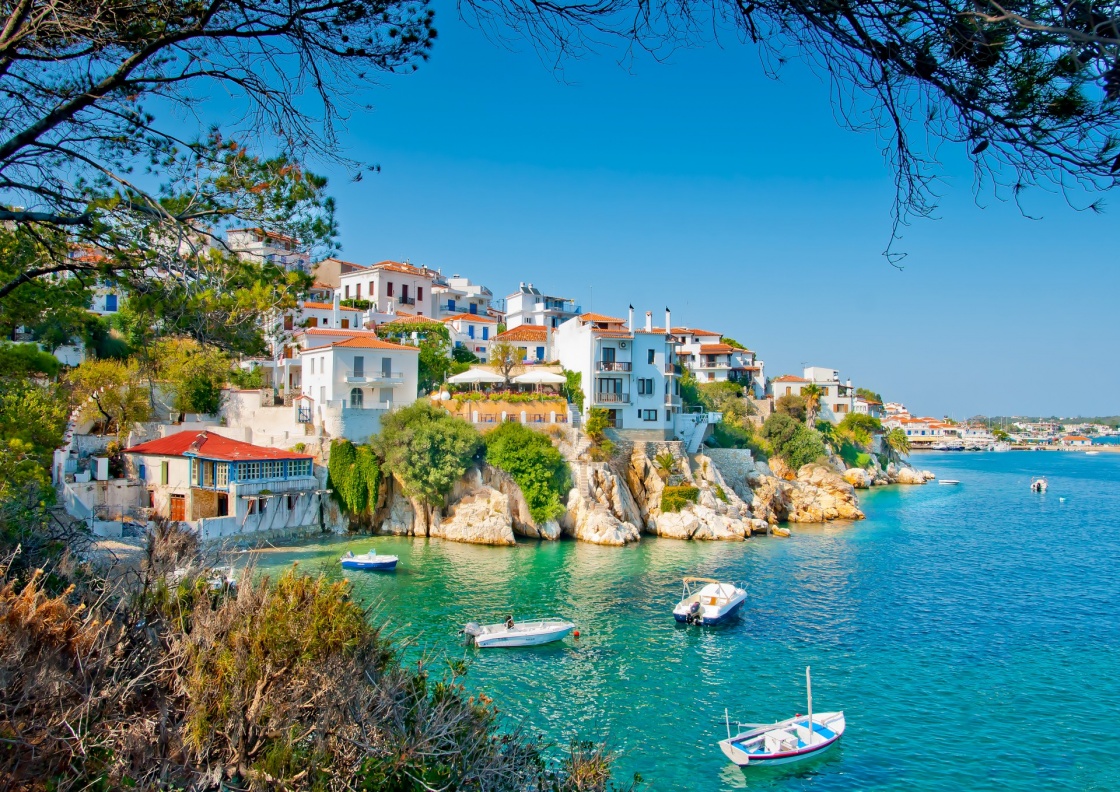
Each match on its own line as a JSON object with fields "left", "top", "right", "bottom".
{"left": 253, "top": 452, "right": 1120, "bottom": 790}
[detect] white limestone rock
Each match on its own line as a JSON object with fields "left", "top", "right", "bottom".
{"left": 432, "top": 487, "right": 516, "bottom": 546}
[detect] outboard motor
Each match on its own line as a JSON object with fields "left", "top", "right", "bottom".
{"left": 687, "top": 601, "right": 702, "bottom": 625}
{"left": 460, "top": 622, "right": 482, "bottom": 645}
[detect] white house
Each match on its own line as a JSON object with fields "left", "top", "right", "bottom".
{"left": 853, "top": 396, "right": 884, "bottom": 419}
{"left": 771, "top": 367, "right": 857, "bottom": 423}
{"left": 663, "top": 326, "right": 764, "bottom": 395}
{"left": 432, "top": 274, "right": 493, "bottom": 319}
{"left": 491, "top": 324, "right": 551, "bottom": 364}
{"left": 338, "top": 260, "right": 439, "bottom": 317}
{"left": 554, "top": 309, "right": 681, "bottom": 435}
{"left": 1059, "top": 435, "right": 1092, "bottom": 446}
{"left": 299, "top": 334, "right": 420, "bottom": 441}
{"left": 504, "top": 283, "right": 581, "bottom": 330}
{"left": 124, "top": 430, "right": 320, "bottom": 540}
{"left": 225, "top": 228, "right": 310, "bottom": 272}
{"left": 443, "top": 313, "right": 497, "bottom": 362}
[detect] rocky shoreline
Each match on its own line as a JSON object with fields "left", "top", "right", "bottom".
{"left": 355, "top": 436, "right": 935, "bottom": 547}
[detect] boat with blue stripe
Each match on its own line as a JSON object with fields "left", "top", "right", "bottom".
{"left": 673, "top": 577, "right": 746, "bottom": 625}
{"left": 340, "top": 549, "right": 398, "bottom": 571}
{"left": 718, "top": 667, "right": 845, "bottom": 767}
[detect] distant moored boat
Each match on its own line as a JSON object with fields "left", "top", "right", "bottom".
{"left": 1030, "top": 477, "right": 1048, "bottom": 493}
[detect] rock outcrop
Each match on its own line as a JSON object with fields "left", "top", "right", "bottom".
{"left": 843, "top": 468, "right": 871, "bottom": 489}
{"left": 431, "top": 487, "right": 516, "bottom": 545}
{"left": 560, "top": 464, "right": 642, "bottom": 545}
{"left": 887, "top": 463, "right": 936, "bottom": 485}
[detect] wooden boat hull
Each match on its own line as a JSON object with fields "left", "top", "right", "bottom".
{"left": 719, "top": 712, "right": 845, "bottom": 768}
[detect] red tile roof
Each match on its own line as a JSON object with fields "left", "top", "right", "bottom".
{"left": 773, "top": 375, "right": 809, "bottom": 383}
{"left": 495, "top": 325, "right": 547, "bottom": 342}
{"left": 372, "top": 260, "right": 438, "bottom": 278}
{"left": 593, "top": 330, "right": 633, "bottom": 338}
{"left": 443, "top": 313, "right": 497, "bottom": 323}
{"left": 126, "top": 431, "right": 312, "bottom": 462}
{"left": 381, "top": 314, "right": 442, "bottom": 325}
{"left": 329, "top": 337, "right": 418, "bottom": 351}
{"left": 579, "top": 312, "right": 625, "bottom": 324}
{"left": 700, "top": 344, "right": 738, "bottom": 355}
{"left": 301, "top": 301, "right": 362, "bottom": 312}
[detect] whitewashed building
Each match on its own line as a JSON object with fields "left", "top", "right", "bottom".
{"left": 433, "top": 275, "right": 493, "bottom": 319}
{"left": 663, "top": 326, "right": 764, "bottom": 396}
{"left": 771, "top": 367, "right": 857, "bottom": 423}
{"left": 299, "top": 334, "right": 419, "bottom": 441}
{"left": 225, "top": 228, "right": 310, "bottom": 272}
{"left": 504, "top": 283, "right": 581, "bottom": 330}
{"left": 338, "top": 260, "right": 439, "bottom": 317}
{"left": 124, "top": 430, "right": 321, "bottom": 539}
{"left": 491, "top": 324, "right": 552, "bottom": 364}
{"left": 444, "top": 313, "right": 498, "bottom": 362}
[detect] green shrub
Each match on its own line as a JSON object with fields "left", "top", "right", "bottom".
{"left": 588, "top": 438, "right": 615, "bottom": 462}
{"left": 585, "top": 408, "right": 609, "bottom": 442}
{"left": 661, "top": 485, "right": 699, "bottom": 513}
{"left": 485, "top": 422, "right": 571, "bottom": 524}
{"left": 229, "top": 365, "right": 264, "bottom": 389}
{"left": 372, "top": 401, "right": 482, "bottom": 505}
{"left": 714, "top": 484, "right": 729, "bottom": 503}
{"left": 761, "top": 413, "right": 827, "bottom": 469}
{"left": 328, "top": 440, "right": 380, "bottom": 522}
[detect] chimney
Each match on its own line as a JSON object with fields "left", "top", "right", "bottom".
{"left": 628, "top": 304, "right": 634, "bottom": 331}
{"left": 546, "top": 324, "right": 553, "bottom": 360}
{"left": 665, "top": 307, "right": 671, "bottom": 333}
{"left": 645, "top": 311, "right": 653, "bottom": 333}
{"left": 333, "top": 291, "right": 341, "bottom": 328}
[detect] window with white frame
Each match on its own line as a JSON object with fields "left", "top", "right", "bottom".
{"left": 216, "top": 463, "right": 229, "bottom": 488}
{"left": 262, "top": 460, "right": 283, "bottom": 479}
{"left": 640, "top": 409, "right": 657, "bottom": 421}
{"left": 239, "top": 461, "right": 262, "bottom": 481}
{"left": 289, "top": 459, "right": 312, "bottom": 477}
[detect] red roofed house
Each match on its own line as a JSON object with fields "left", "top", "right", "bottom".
{"left": 338, "top": 260, "right": 440, "bottom": 317}
{"left": 1059, "top": 435, "right": 1092, "bottom": 446}
{"left": 503, "top": 282, "right": 581, "bottom": 329}
{"left": 492, "top": 324, "right": 551, "bottom": 364}
{"left": 298, "top": 334, "right": 420, "bottom": 440}
{"left": 443, "top": 313, "right": 498, "bottom": 362}
{"left": 124, "top": 430, "right": 320, "bottom": 539}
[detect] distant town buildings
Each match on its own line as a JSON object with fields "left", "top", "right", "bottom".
{"left": 504, "top": 283, "right": 581, "bottom": 329}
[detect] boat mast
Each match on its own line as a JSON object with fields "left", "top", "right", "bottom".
{"left": 805, "top": 666, "right": 813, "bottom": 745}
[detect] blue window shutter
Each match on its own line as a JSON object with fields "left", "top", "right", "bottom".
{"left": 468, "top": 325, "right": 475, "bottom": 339}
{"left": 482, "top": 327, "right": 489, "bottom": 340}
{"left": 536, "top": 346, "right": 544, "bottom": 360}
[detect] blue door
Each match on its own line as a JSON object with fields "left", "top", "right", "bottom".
{"left": 536, "top": 346, "right": 545, "bottom": 360}
{"left": 469, "top": 303, "right": 478, "bottom": 314}
{"left": 482, "top": 327, "right": 489, "bottom": 340}
{"left": 468, "top": 325, "right": 475, "bottom": 339}
{"left": 447, "top": 299, "right": 455, "bottom": 312}
{"left": 105, "top": 293, "right": 117, "bottom": 312}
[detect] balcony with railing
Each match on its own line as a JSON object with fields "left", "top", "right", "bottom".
{"left": 542, "top": 299, "right": 580, "bottom": 314}
{"left": 344, "top": 369, "right": 404, "bottom": 384}
{"left": 594, "top": 391, "right": 631, "bottom": 405}
{"left": 664, "top": 363, "right": 678, "bottom": 375}
{"left": 597, "top": 361, "right": 632, "bottom": 372}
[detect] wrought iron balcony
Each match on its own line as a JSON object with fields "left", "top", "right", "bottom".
{"left": 597, "top": 361, "right": 632, "bottom": 372}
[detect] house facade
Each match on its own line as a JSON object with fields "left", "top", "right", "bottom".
{"left": 433, "top": 275, "right": 493, "bottom": 319}
{"left": 225, "top": 228, "right": 310, "bottom": 272}
{"left": 491, "top": 324, "right": 551, "bottom": 364}
{"left": 444, "top": 313, "right": 497, "bottom": 362}
{"left": 771, "top": 367, "right": 857, "bottom": 423}
{"left": 1059, "top": 435, "right": 1092, "bottom": 446}
{"left": 338, "top": 260, "right": 439, "bottom": 317}
{"left": 124, "top": 431, "right": 320, "bottom": 540}
{"left": 299, "top": 334, "right": 420, "bottom": 440}
{"left": 554, "top": 310, "right": 680, "bottom": 435}
{"left": 504, "top": 283, "right": 581, "bottom": 329}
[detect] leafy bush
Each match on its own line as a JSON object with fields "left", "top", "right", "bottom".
{"left": 451, "top": 345, "right": 479, "bottom": 363}
{"left": 485, "top": 423, "right": 571, "bottom": 523}
{"left": 761, "top": 413, "right": 828, "bottom": 469}
{"left": 328, "top": 439, "right": 380, "bottom": 522}
{"left": 230, "top": 365, "right": 265, "bottom": 389}
{"left": 714, "top": 484, "right": 729, "bottom": 503}
{"left": 0, "top": 342, "right": 61, "bottom": 378}
{"left": 775, "top": 393, "right": 807, "bottom": 422}
{"left": 660, "top": 485, "right": 699, "bottom": 513}
{"left": 588, "top": 438, "right": 615, "bottom": 462}
{"left": 585, "top": 408, "right": 609, "bottom": 442}
{"left": 373, "top": 401, "right": 482, "bottom": 505}
{"left": 562, "top": 369, "right": 585, "bottom": 406}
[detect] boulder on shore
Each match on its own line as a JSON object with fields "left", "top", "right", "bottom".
{"left": 560, "top": 465, "right": 642, "bottom": 545}
{"left": 842, "top": 468, "right": 871, "bottom": 489}
{"left": 431, "top": 487, "right": 517, "bottom": 545}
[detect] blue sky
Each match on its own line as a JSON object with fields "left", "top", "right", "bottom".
{"left": 295, "top": 5, "right": 1118, "bottom": 418}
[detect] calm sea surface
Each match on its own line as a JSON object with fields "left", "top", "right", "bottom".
{"left": 252, "top": 451, "right": 1120, "bottom": 790}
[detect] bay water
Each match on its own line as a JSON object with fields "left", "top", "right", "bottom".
{"left": 253, "top": 451, "right": 1120, "bottom": 790}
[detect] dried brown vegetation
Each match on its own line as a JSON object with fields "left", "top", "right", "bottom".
{"left": 0, "top": 522, "right": 631, "bottom": 791}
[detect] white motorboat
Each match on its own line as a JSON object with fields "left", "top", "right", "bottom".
{"left": 1086, "top": 451, "right": 1100, "bottom": 456}
{"left": 340, "top": 549, "right": 399, "bottom": 571}
{"left": 673, "top": 577, "right": 747, "bottom": 625}
{"left": 719, "top": 667, "right": 845, "bottom": 768}
{"left": 938, "top": 479, "right": 961, "bottom": 485}
{"left": 461, "top": 618, "right": 575, "bottom": 648}
{"left": 1030, "top": 477, "right": 1048, "bottom": 493}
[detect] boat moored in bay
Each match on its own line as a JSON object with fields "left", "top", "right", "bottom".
{"left": 461, "top": 617, "right": 575, "bottom": 648}
{"left": 673, "top": 578, "right": 747, "bottom": 625}
{"left": 340, "top": 549, "right": 399, "bottom": 571}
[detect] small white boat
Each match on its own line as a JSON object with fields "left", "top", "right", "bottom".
{"left": 673, "top": 577, "right": 747, "bottom": 625}
{"left": 1030, "top": 477, "right": 1048, "bottom": 493}
{"left": 938, "top": 479, "right": 961, "bottom": 485}
{"left": 340, "top": 549, "right": 398, "bottom": 571}
{"left": 462, "top": 618, "right": 575, "bottom": 648}
{"left": 719, "top": 667, "right": 845, "bottom": 767}
{"left": 1086, "top": 451, "right": 1100, "bottom": 456}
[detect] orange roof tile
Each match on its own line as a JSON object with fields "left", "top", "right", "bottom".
{"left": 442, "top": 313, "right": 497, "bottom": 323}
{"left": 328, "top": 337, "right": 418, "bottom": 352}
{"left": 126, "top": 430, "right": 311, "bottom": 461}
{"left": 593, "top": 330, "right": 633, "bottom": 338}
{"left": 301, "top": 301, "right": 362, "bottom": 312}
{"left": 579, "top": 312, "right": 626, "bottom": 324}
{"left": 773, "top": 375, "right": 809, "bottom": 383}
{"left": 372, "top": 260, "right": 438, "bottom": 278}
{"left": 495, "top": 325, "right": 547, "bottom": 342}
{"left": 381, "top": 314, "right": 442, "bottom": 325}
{"left": 700, "top": 344, "right": 738, "bottom": 354}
